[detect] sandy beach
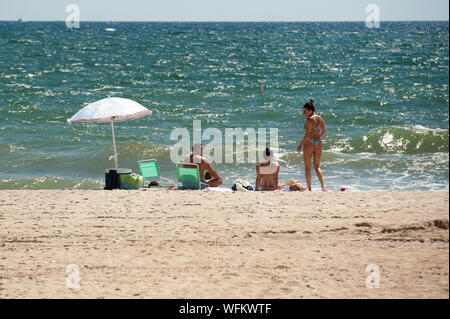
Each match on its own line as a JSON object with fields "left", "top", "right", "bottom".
{"left": 0, "top": 190, "right": 448, "bottom": 299}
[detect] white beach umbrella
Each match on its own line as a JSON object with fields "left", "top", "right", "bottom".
{"left": 67, "top": 97, "right": 152, "bottom": 169}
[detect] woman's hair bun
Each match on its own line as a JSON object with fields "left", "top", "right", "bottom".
{"left": 303, "top": 99, "right": 316, "bottom": 113}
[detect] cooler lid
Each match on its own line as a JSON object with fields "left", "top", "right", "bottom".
{"left": 105, "top": 168, "right": 132, "bottom": 174}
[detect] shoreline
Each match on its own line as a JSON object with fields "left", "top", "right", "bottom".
{"left": 1, "top": 190, "right": 448, "bottom": 298}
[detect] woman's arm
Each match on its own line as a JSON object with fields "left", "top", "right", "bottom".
{"left": 255, "top": 163, "right": 261, "bottom": 191}
{"left": 297, "top": 119, "right": 314, "bottom": 154}
{"left": 320, "top": 118, "right": 327, "bottom": 138}
{"left": 272, "top": 164, "right": 280, "bottom": 190}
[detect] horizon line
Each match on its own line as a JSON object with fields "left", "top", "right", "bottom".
{"left": 1, "top": 19, "right": 449, "bottom": 23}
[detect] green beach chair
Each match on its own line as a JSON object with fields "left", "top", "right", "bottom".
{"left": 138, "top": 159, "right": 175, "bottom": 188}
{"left": 176, "top": 163, "right": 208, "bottom": 190}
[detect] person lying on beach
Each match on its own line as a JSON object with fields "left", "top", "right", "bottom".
{"left": 183, "top": 143, "right": 223, "bottom": 187}
{"left": 255, "top": 148, "right": 283, "bottom": 191}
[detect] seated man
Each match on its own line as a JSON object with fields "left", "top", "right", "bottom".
{"left": 255, "top": 148, "right": 282, "bottom": 191}
{"left": 183, "top": 143, "right": 222, "bottom": 188}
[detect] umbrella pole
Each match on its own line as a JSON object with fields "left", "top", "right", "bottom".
{"left": 110, "top": 119, "right": 118, "bottom": 169}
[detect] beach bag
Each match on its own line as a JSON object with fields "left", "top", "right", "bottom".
{"left": 231, "top": 179, "right": 254, "bottom": 191}
{"left": 285, "top": 178, "right": 308, "bottom": 192}
{"left": 119, "top": 173, "right": 143, "bottom": 190}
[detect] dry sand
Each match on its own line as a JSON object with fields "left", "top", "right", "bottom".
{"left": 0, "top": 189, "right": 448, "bottom": 299}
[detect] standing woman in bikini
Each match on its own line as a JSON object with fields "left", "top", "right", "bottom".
{"left": 297, "top": 99, "right": 328, "bottom": 191}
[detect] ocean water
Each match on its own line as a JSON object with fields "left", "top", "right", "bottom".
{"left": 0, "top": 21, "right": 448, "bottom": 191}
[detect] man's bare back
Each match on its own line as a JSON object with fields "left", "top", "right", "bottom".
{"left": 183, "top": 144, "right": 222, "bottom": 188}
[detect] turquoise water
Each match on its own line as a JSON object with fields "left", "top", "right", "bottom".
{"left": 0, "top": 21, "right": 448, "bottom": 191}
